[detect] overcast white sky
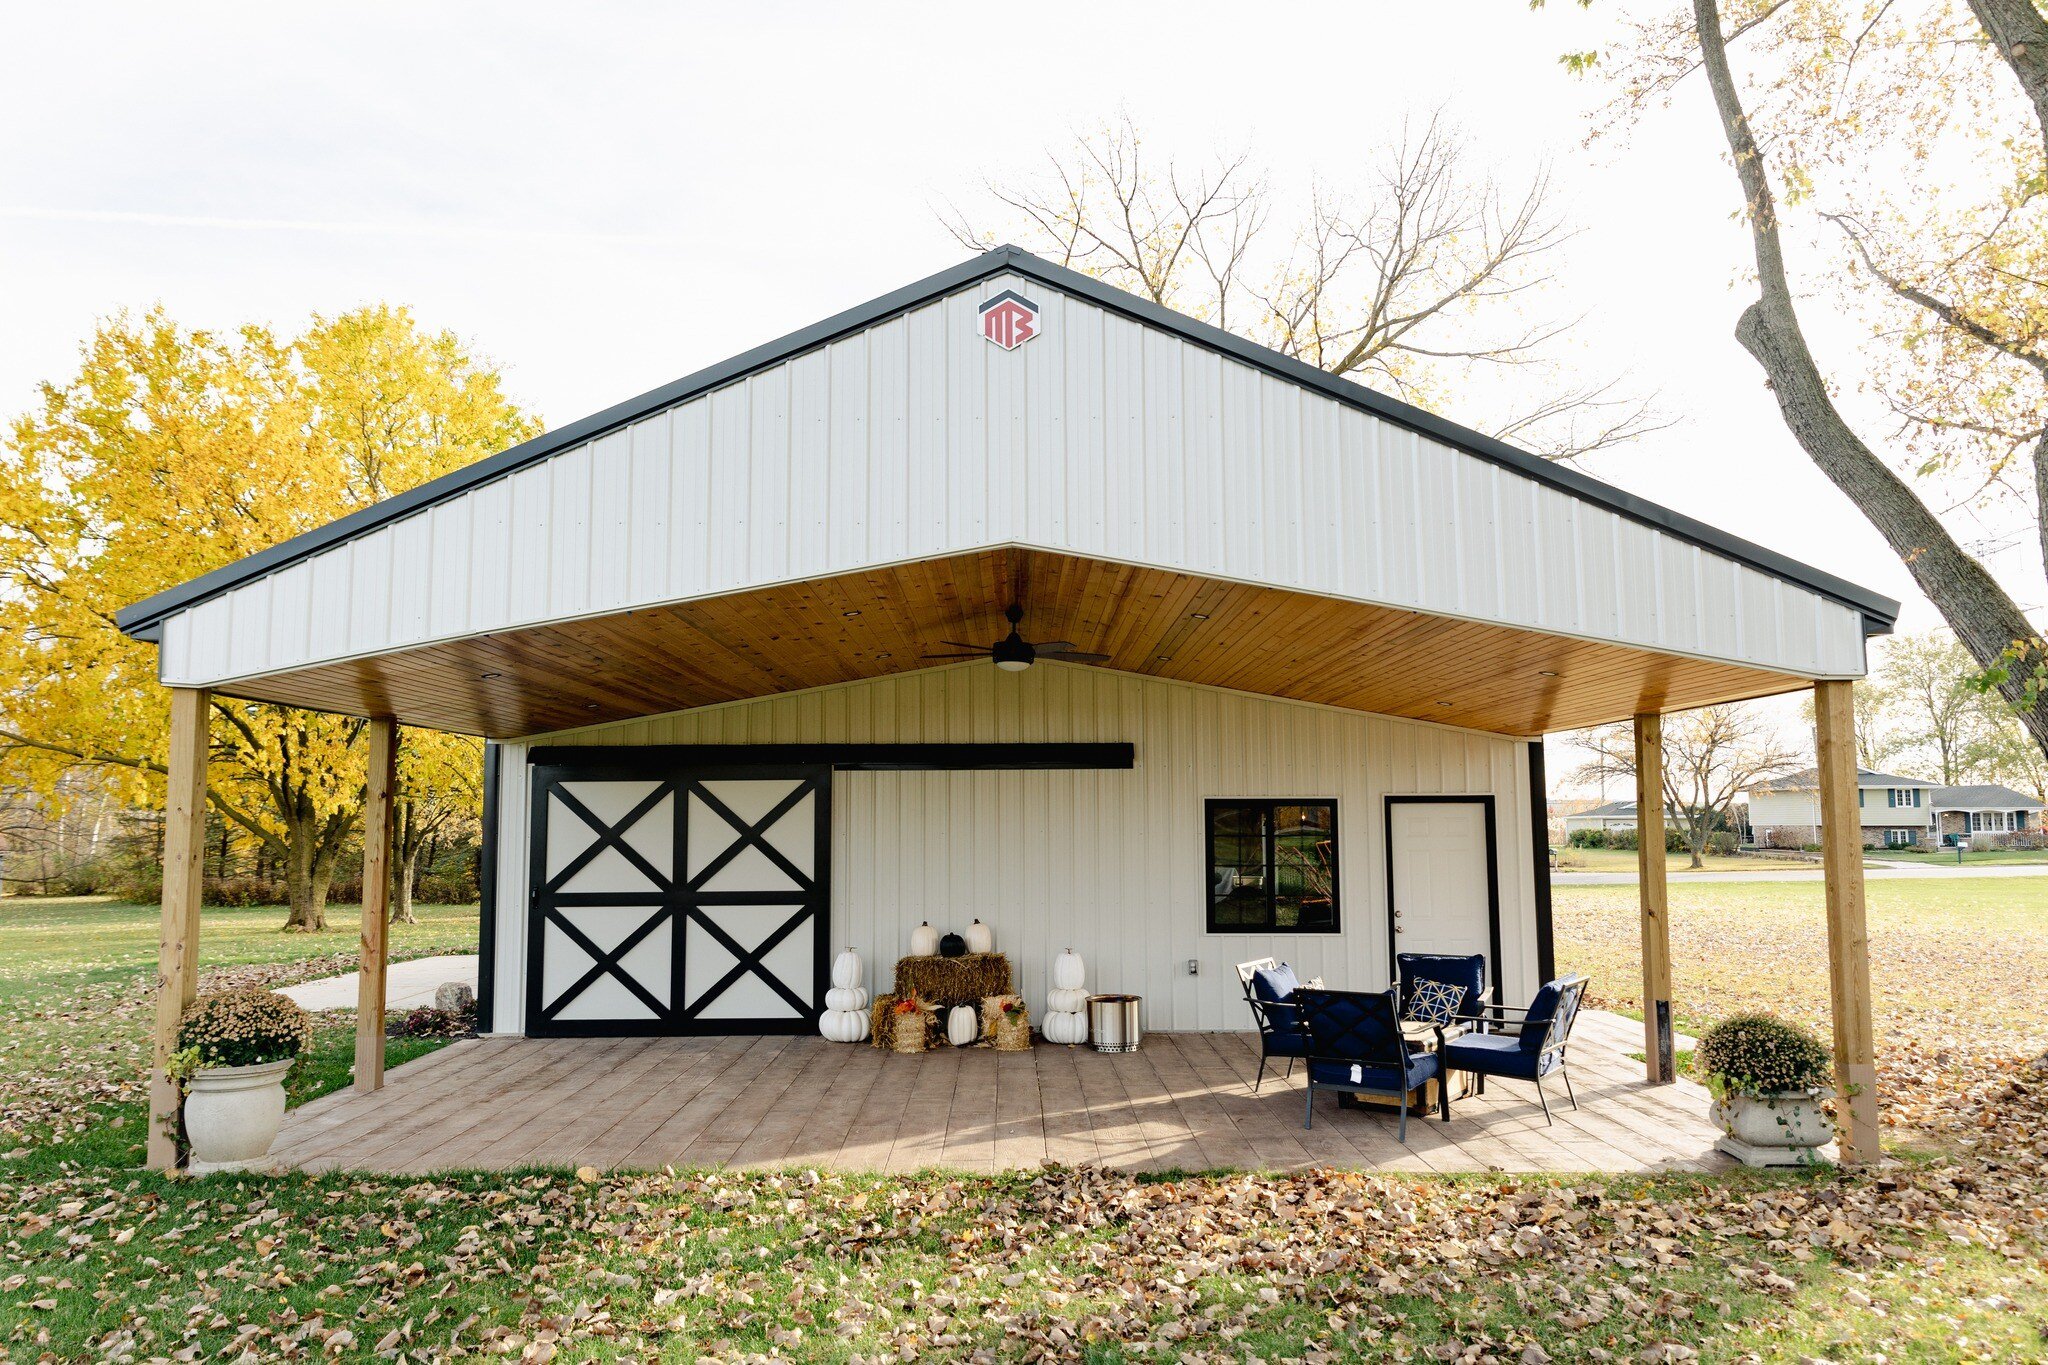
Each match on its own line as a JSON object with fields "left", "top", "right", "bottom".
{"left": 2, "top": 2, "right": 2031, "bottom": 791}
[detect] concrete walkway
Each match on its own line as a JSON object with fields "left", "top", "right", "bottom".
{"left": 278, "top": 954, "right": 478, "bottom": 1012}
{"left": 1555, "top": 863, "right": 2048, "bottom": 885}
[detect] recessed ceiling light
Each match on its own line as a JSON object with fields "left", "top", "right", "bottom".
{"left": 1538, "top": 670, "right": 1560, "bottom": 678}
{"left": 480, "top": 671, "right": 501, "bottom": 680}
{"left": 585, "top": 702, "right": 600, "bottom": 710}
{"left": 1190, "top": 612, "right": 1210, "bottom": 621}
{"left": 1157, "top": 655, "right": 1172, "bottom": 662}
{"left": 1437, "top": 701, "right": 1454, "bottom": 708}
{"left": 875, "top": 651, "right": 892, "bottom": 659}
{"left": 842, "top": 609, "right": 862, "bottom": 618}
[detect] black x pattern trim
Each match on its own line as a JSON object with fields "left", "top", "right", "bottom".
{"left": 685, "top": 781, "right": 813, "bottom": 892}
{"left": 546, "top": 782, "right": 675, "bottom": 894}
{"left": 541, "top": 906, "right": 672, "bottom": 1021}
{"left": 682, "top": 904, "right": 816, "bottom": 1020}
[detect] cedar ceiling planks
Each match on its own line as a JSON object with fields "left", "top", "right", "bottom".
{"left": 217, "top": 549, "right": 1813, "bottom": 738}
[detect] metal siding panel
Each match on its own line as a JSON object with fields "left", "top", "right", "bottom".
{"left": 1737, "top": 566, "right": 1781, "bottom": 666}
{"left": 707, "top": 384, "right": 750, "bottom": 590}
{"left": 905, "top": 301, "right": 949, "bottom": 557}
{"left": 1142, "top": 327, "right": 1185, "bottom": 566}
{"left": 388, "top": 513, "right": 433, "bottom": 646}
{"left": 1219, "top": 359, "right": 1263, "bottom": 579}
{"left": 1454, "top": 456, "right": 1502, "bottom": 621}
{"left": 225, "top": 577, "right": 271, "bottom": 679}
{"left": 1658, "top": 537, "right": 1702, "bottom": 656}
{"left": 787, "top": 349, "right": 832, "bottom": 581}
{"left": 946, "top": 289, "right": 988, "bottom": 545}
{"left": 1260, "top": 375, "right": 1304, "bottom": 586}
{"left": 587, "top": 430, "right": 633, "bottom": 613}
{"left": 1577, "top": 507, "right": 1623, "bottom": 645}
{"left": 867, "top": 316, "right": 911, "bottom": 563}
{"left": 467, "top": 477, "right": 513, "bottom": 633}
{"left": 1336, "top": 407, "right": 1375, "bottom": 600}
{"left": 1697, "top": 552, "right": 1741, "bottom": 661}
{"left": 508, "top": 663, "right": 1534, "bottom": 1033}
{"left": 1412, "top": 437, "right": 1461, "bottom": 616}
{"left": 826, "top": 334, "right": 867, "bottom": 569}
{"left": 1614, "top": 519, "right": 1660, "bottom": 646}
{"left": 1064, "top": 298, "right": 1107, "bottom": 555}
{"left": 669, "top": 401, "right": 712, "bottom": 597}
{"left": 1533, "top": 487, "right": 1583, "bottom": 636}
{"left": 985, "top": 277, "right": 1030, "bottom": 542}
{"left": 750, "top": 364, "right": 793, "bottom": 580}
{"left": 347, "top": 535, "right": 392, "bottom": 656}
{"left": 1182, "top": 344, "right": 1226, "bottom": 577}
{"left": 625, "top": 416, "right": 673, "bottom": 605}
{"left": 1498, "top": 470, "right": 1542, "bottom": 627}
{"left": 267, "top": 560, "right": 315, "bottom": 671}
{"left": 506, "top": 465, "right": 552, "bottom": 626}
{"left": 1104, "top": 311, "right": 1146, "bottom": 561}
{"left": 546, "top": 443, "right": 593, "bottom": 620}
{"left": 427, "top": 499, "right": 472, "bottom": 642}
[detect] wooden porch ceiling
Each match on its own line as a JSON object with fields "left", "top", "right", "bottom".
{"left": 215, "top": 548, "right": 1813, "bottom": 738}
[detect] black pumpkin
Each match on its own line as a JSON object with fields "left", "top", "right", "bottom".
{"left": 938, "top": 932, "right": 967, "bottom": 958}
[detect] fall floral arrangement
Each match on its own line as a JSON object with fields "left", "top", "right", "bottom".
{"left": 172, "top": 988, "right": 314, "bottom": 1075}
{"left": 1695, "top": 1012, "right": 1831, "bottom": 1100}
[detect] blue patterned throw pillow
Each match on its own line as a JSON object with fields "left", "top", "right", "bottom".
{"left": 1405, "top": 979, "right": 1464, "bottom": 1027}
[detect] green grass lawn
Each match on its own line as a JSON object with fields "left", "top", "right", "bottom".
{"left": 1865, "top": 845, "right": 2048, "bottom": 865}
{"left": 2, "top": 893, "right": 2046, "bottom": 1361}
{"left": 1553, "top": 845, "right": 1817, "bottom": 873}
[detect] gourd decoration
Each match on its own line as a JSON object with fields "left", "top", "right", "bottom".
{"left": 1043, "top": 947, "right": 1089, "bottom": 1045}
{"left": 1041, "top": 1009, "right": 1088, "bottom": 1046}
{"left": 831, "top": 947, "right": 865, "bottom": 991}
{"left": 1051, "top": 949, "right": 1086, "bottom": 991}
{"left": 909, "top": 921, "right": 940, "bottom": 957}
{"left": 963, "top": 918, "right": 994, "bottom": 955}
{"left": 939, "top": 931, "right": 967, "bottom": 959}
{"left": 819, "top": 946, "right": 872, "bottom": 1042}
{"left": 1046, "top": 987, "right": 1089, "bottom": 1014}
{"left": 819, "top": 1007, "right": 869, "bottom": 1044}
{"left": 946, "top": 1005, "right": 980, "bottom": 1047}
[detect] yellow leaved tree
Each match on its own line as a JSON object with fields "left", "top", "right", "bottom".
{"left": 0, "top": 306, "right": 538, "bottom": 929}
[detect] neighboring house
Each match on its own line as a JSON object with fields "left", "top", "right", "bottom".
{"left": 1927, "top": 784, "right": 2046, "bottom": 846}
{"left": 1745, "top": 768, "right": 1938, "bottom": 848}
{"left": 1560, "top": 800, "right": 1680, "bottom": 836}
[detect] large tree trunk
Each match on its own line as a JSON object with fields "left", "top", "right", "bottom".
{"left": 392, "top": 846, "right": 418, "bottom": 925}
{"left": 1693, "top": 0, "right": 2048, "bottom": 762}
{"left": 282, "top": 825, "right": 325, "bottom": 933}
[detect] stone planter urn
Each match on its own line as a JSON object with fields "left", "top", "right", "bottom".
{"left": 1710, "top": 1090, "right": 1834, "bottom": 1167}
{"left": 183, "top": 1058, "right": 294, "bottom": 1174}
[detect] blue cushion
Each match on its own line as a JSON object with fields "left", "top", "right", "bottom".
{"left": 1519, "top": 982, "right": 1563, "bottom": 1054}
{"left": 1250, "top": 963, "right": 1300, "bottom": 1004}
{"left": 1264, "top": 1029, "right": 1308, "bottom": 1058}
{"left": 1399, "top": 953, "right": 1485, "bottom": 1018}
{"left": 1443, "top": 1031, "right": 1552, "bottom": 1080}
{"left": 1307, "top": 1050, "right": 1440, "bottom": 1091}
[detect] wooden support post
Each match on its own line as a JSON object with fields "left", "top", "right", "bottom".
{"left": 1815, "top": 680, "right": 1881, "bottom": 1162}
{"left": 1635, "top": 712, "right": 1675, "bottom": 1084}
{"left": 355, "top": 718, "right": 398, "bottom": 1094}
{"left": 148, "top": 687, "right": 210, "bottom": 1170}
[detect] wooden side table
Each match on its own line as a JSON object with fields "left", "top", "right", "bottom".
{"left": 1338, "top": 1020, "right": 1474, "bottom": 1114}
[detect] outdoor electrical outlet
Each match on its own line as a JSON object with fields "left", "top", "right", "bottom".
{"left": 1188, "top": 959, "right": 1199, "bottom": 975}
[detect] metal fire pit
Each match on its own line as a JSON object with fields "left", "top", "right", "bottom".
{"left": 1087, "top": 994, "right": 1142, "bottom": 1052}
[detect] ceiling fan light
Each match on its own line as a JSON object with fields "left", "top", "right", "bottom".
{"left": 995, "top": 657, "right": 1031, "bottom": 673}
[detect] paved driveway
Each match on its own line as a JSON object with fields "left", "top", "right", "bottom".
{"left": 1554, "top": 864, "right": 2048, "bottom": 885}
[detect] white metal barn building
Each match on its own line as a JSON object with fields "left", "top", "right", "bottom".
{"left": 121, "top": 246, "right": 1898, "bottom": 1169}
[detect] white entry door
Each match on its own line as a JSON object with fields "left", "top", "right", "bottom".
{"left": 1386, "top": 797, "right": 1498, "bottom": 979}
{"left": 526, "top": 762, "right": 829, "bottom": 1036}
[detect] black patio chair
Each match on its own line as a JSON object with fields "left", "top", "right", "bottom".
{"left": 1294, "top": 987, "right": 1448, "bottom": 1141}
{"left": 1236, "top": 958, "right": 1309, "bottom": 1092}
{"left": 1440, "top": 974, "right": 1590, "bottom": 1125}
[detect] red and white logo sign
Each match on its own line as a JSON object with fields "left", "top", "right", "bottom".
{"left": 978, "top": 290, "right": 1040, "bottom": 350}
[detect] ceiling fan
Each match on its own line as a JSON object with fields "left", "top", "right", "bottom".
{"left": 923, "top": 605, "right": 1109, "bottom": 672}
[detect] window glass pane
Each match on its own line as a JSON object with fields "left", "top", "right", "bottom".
{"left": 1210, "top": 804, "right": 1271, "bottom": 929}
{"left": 1270, "top": 803, "right": 1335, "bottom": 930}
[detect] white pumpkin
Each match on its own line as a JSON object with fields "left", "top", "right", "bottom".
{"left": 819, "top": 1009, "right": 868, "bottom": 1043}
{"left": 824, "top": 986, "right": 870, "bottom": 1012}
{"left": 1051, "top": 948, "right": 1086, "bottom": 992}
{"left": 963, "top": 918, "right": 994, "bottom": 955}
{"left": 1042, "top": 1010, "right": 1088, "bottom": 1046}
{"left": 831, "top": 947, "right": 865, "bottom": 991}
{"left": 947, "top": 1005, "right": 980, "bottom": 1047}
{"left": 909, "top": 921, "right": 940, "bottom": 957}
{"left": 1046, "top": 987, "right": 1089, "bottom": 1014}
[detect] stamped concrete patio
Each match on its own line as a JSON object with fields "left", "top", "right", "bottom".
{"left": 269, "top": 1010, "right": 1729, "bottom": 1175}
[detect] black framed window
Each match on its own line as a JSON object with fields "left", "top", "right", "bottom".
{"left": 1206, "top": 799, "right": 1338, "bottom": 933}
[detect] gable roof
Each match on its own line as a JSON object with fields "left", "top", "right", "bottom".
{"left": 1749, "top": 767, "right": 1938, "bottom": 792}
{"left": 1929, "top": 783, "right": 2046, "bottom": 810}
{"left": 115, "top": 244, "right": 1901, "bottom": 641}
{"left": 1565, "top": 799, "right": 1681, "bottom": 820}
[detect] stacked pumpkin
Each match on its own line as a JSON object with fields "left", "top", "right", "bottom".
{"left": 819, "top": 947, "right": 871, "bottom": 1043}
{"left": 1042, "top": 948, "right": 1089, "bottom": 1045}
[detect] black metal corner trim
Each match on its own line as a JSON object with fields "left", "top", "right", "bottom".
{"left": 475, "top": 741, "right": 500, "bottom": 1033}
{"left": 1528, "top": 741, "right": 1556, "bottom": 985}
{"left": 524, "top": 742, "right": 1135, "bottom": 772}
{"left": 115, "top": 242, "right": 1899, "bottom": 637}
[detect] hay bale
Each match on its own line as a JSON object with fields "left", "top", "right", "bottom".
{"left": 869, "top": 993, "right": 941, "bottom": 1050}
{"left": 891, "top": 953, "right": 1012, "bottom": 1009}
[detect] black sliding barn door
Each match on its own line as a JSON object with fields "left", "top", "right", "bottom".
{"left": 525, "top": 761, "right": 830, "bottom": 1036}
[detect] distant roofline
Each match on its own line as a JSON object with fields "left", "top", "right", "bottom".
{"left": 1928, "top": 784, "right": 2047, "bottom": 809}
{"left": 117, "top": 244, "right": 1902, "bottom": 640}
{"left": 1750, "top": 767, "right": 1939, "bottom": 792}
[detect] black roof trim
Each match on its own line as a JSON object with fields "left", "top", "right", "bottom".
{"left": 117, "top": 244, "right": 1899, "bottom": 636}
